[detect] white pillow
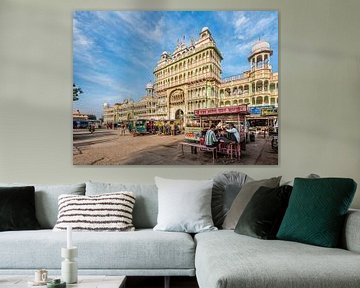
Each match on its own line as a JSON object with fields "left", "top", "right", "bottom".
{"left": 53, "top": 192, "right": 135, "bottom": 232}
{"left": 153, "top": 177, "right": 217, "bottom": 233}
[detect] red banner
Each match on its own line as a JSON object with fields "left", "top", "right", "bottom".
{"left": 194, "top": 105, "right": 249, "bottom": 116}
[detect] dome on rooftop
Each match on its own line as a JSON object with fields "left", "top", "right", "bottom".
{"left": 146, "top": 82, "right": 154, "bottom": 89}
{"left": 251, "top": 40, "right": 271, "bottom": 54}
{"left": 201, "top": 27, "right": 209, "bottom": 33}
{"left": 161, "top": 51, "right": 168, "bottom": 55}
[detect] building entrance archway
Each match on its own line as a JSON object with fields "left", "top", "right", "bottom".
{"left": 169, "top": 89, "right": 185, "bottom": 123}
{"left": 175, "top": 109, "right": 184, "bottom": 120}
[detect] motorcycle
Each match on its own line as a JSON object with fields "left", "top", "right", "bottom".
{"left": 271, "top": 133, "right": 278, "bottom": 152}
{"left": 89, "top": 125, "right": 95, "bottom": 134}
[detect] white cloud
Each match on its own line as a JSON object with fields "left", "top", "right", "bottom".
{"left": 221, "top": 63, "right": 250, "bottom": 78}
{"left": 113, "top": 12, "right": 164, "bottom": 43}
{"left": 246, "top": 14, "right": 278, "bottom": 39}
{"left": 73, "top": 18, "right": 93, "bottom": 50}
{"left": 233, "top": 12, "right": 250, "bottom": 40}
{"left": 235, "top": 40, "right": 257, "bottom": 55}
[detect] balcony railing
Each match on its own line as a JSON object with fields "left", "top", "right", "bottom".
{"left": 221, "top": 73, "right": 247, "bottom": 83}
{"left": 154, "top": 42, "right": 219, "bottom": 71}
{"left": 155, "top": 72, "right": 220, "bottom": 91}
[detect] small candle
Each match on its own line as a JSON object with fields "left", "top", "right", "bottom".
{"left": 67, "top": 225, "right": 72, "bottom": 249}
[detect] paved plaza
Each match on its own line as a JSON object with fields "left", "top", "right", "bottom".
{"left": 73, "top": 129, "right": 278, "bottom": 165}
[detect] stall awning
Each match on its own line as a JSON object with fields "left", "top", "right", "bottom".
{"left": 194, "top": 105, "right": 249, "bottom": 117}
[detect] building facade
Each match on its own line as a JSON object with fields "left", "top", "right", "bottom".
{"left": 103, "top": 27, "right": 278, "bottom": 125}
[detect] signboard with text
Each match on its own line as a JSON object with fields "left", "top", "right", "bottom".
{"left": 194, "top": 105, "right": 249, "bottom": 116}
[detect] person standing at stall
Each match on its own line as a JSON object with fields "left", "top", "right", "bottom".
{"left": 205, "top": 124, "right": 219, "bottom": 147}
{"left": 226, "top": 123, "right": 240, "bottom": 143}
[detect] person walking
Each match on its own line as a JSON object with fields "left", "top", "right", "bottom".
{"left": 170, "top": 122, "right": 175, "bottom": 136}
{"left": 120, "top": 124, "right": 126, "bottom": 136}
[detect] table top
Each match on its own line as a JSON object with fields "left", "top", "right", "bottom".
{"left": 0, "top": 275, "right": 126, "bottom": 288}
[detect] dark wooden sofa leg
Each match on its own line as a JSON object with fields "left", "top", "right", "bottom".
{"left": 164, "top": 276, "right": 170, "bottom": 288}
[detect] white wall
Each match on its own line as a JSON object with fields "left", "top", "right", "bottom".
{"left": 0, "top": 0, "right": 359, "bottom": 208}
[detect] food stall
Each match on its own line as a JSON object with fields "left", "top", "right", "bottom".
{"left": 184, "top": 104, "right": 249, "bottom": 149}
{"left": 194, "top": 104, "right": 249, "bottom": 128}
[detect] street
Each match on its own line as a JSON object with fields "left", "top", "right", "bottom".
{"left": 73, "top": 129, "right": 278, "bottom": 165}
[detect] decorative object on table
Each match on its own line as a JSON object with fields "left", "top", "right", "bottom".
{"left": 61, "top": 226, "right": 78, "bottom": 284}
{"left": 27, "top": 269, "right": 51, "bottom": 287}
{"left": 47, "top": 279, "right": 66, "bottom": 288}
{"left": 35, "top": 269, "right": 48, "bottom": 283}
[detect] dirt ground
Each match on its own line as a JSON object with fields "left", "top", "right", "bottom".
{"left": 73, "top": 129, "right": 278, "bottom": 165}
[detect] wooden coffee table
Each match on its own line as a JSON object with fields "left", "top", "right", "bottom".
{"left": 0, "top": 275, "right": 126, "bottom": 288}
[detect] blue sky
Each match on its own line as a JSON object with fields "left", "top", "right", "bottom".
{"left": 73, "top": 11, "right": 278, "bottom": 118}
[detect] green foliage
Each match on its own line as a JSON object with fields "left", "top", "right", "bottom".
{"left": 73, "top": 83, "right": 83, "bottom": 101}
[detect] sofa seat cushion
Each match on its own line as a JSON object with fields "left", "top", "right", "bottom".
{"left": 195, "top": 230, "right": 360, "bottom": 288}
{"left": 0, "top": 229, "right": 195, "bottom": 270}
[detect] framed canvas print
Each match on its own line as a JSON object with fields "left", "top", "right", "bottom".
{"left": 73, "top": 11, "right": 278, "bottom": 165}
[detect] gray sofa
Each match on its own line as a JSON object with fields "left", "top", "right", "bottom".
{"left": 0, "top": 181, "right": 360, "bottom": 288}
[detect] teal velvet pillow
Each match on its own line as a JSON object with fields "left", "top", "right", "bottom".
{"left": 277, "top": 178, "right": 357, "bottom": 247}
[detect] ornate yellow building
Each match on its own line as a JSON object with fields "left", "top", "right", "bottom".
{"left": 103, "top": 27, "right": 278, "bottom": 125}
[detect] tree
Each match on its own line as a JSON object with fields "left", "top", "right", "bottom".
{"left": 73, "top": 83, "right": 83, "bottom": 101}
{"left": 87, "top": 114, "right": 97, "bottom": 121}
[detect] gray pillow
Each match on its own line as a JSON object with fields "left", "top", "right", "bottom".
{"left": 0, "top": 183, "right": 86, "bottom": 228}
{"left": 222, "top": 176, "right": 281, "bottom": 230}
{"left": 86, "top": 181, "right": 158, "bottom": 229}
{"left": 282, "top": 173, "right": 320, "bottom": 186}
{"left": 212, "top": 171, "right": 252, "bottom": 228}
{"left": 153, "top": 177, "right": 217, "bottom": 233}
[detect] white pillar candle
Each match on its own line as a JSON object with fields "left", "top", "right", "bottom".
{"left": 67, "top": 225, "right": 72, "bottom": 249}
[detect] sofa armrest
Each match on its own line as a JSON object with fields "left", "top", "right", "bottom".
{"left": 342, "top": 209, "right": 360, "bottom": 253}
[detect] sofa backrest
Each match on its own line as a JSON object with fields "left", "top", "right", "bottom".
{"left": 86, "top": 181, "right": 158, "bottom": 229}
{"left": 341, "top": 209, "right": 360, "bottom": 253}
{"left": 0, "top": 183, "right": 86, "bottom": 228}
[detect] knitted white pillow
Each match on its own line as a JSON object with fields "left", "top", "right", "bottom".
{"left": 53, "top": 192, "right": 135, "bottom": 231}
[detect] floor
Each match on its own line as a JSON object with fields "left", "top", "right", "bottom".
{"left": 126, "top": 276, "right": 199, "bottom": 288}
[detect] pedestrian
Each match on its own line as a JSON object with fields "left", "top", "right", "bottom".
{"left": 170, "top": 122, "right": 175, "bottom": 136}
{"left": 205, "top": 124, "right": 219, "bottom": 147}
{"left": 120, "top": 124, "right": 126, "bottom": 136}
{"left": 165, "top": 123, "right": 170, "bottom": 135}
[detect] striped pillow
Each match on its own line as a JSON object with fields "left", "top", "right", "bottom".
{"left": 53, "top": 192, "right": 135, "bottom": 231}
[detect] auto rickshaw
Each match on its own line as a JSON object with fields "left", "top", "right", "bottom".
{"left": 130, "top": 119, "right": 150, "bottom": 136}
